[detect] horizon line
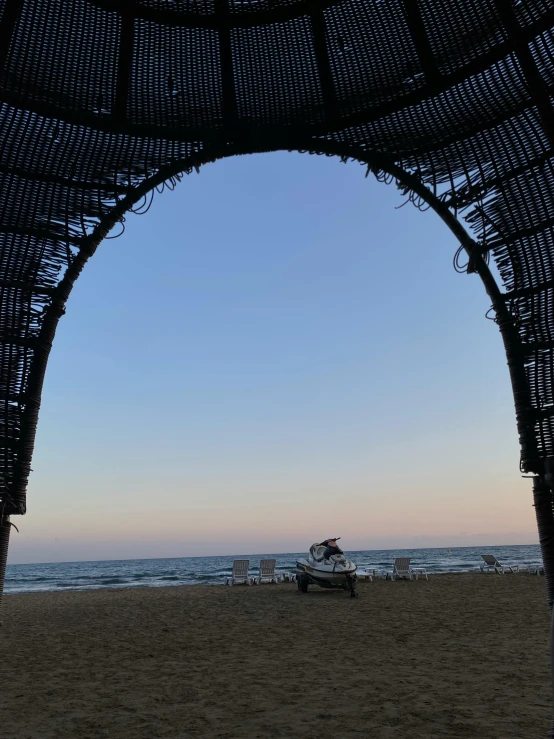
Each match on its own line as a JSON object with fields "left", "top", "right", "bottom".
{"left": 7, "top": 541, "right": 540, "bottom": 567}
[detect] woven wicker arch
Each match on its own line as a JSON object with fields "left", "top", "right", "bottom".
{"left": 2, "top": 0, "right": 554, "bottom": 732}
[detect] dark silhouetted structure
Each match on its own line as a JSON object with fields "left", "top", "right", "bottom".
{"left": 1, "top": 0, "right": 554, "bottom": 732}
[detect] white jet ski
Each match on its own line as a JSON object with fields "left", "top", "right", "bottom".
{"left": 296, "top": 538, "right": 358, "bottom": 597}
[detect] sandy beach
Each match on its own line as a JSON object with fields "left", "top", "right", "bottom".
{"left": 0, "top": 573, "right": 550, "bottom": 739}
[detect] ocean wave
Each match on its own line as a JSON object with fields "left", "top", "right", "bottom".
{"left": 5, "top": 545, "right": 542, "bottom": 594}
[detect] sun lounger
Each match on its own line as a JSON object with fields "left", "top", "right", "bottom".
{"left": 355, "top": 568, "right": 374, "bottom": 581}
{"left": 281, "top": 571, "right": 296, "bottom": 582}
{"left": 480, "top": 554, "right": 518, "bottom": 574}
{"left": 391, "top": 557, "right": 418, "bottom": 580}
{"left": 225, "top": 559, "right": 253, "bottom": 585}
{"left": 255, "top": 559, "right": 279, "bottom": 584}
{"left": 356, "top": 567, "right": 383, "bottom": 581}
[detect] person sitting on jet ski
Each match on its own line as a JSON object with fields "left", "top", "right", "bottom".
{"left": 320, "top": 538, "right": 343, "bottom": 560}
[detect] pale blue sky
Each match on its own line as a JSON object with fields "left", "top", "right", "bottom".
{"left": 9, "top": 152, "right": 538, "bottom": 563}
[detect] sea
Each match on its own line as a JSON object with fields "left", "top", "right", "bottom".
{"left": 4, "top": 544, "right": 543, "bottom": 595}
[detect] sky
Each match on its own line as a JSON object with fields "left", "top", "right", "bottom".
{"left": 7, "top": 151, "right": 539, "bottom": 564}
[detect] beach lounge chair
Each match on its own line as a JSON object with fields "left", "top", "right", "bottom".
{"left": 528, "top": 564, "right": 544, "bottom": 576}
{"left": 356, "top": 567, "right": 380, "bottom": 581}
{"left": 480, "top": 554, "right": 518, "bottom": 574}
{"left": 391, "top": 557, "right": 418, "bottom": 580}
{"left": 225, "top": 560, "right": 253, "bottom": 585}
{"left": 255, "top": 559, "right": 279, "bottom": 584}
{"left": 355, "top": 569, "right": 373, "bottom": 581}
{"left": 280, "top": 570, "right": 296, "bottom": 582}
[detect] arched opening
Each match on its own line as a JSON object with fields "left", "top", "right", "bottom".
{"left": 9, "top": 150, "right": 536, "bottom": 561}
{"left": 6, "top": 139, "right": 538, "bottom": 512}
{"left": 1, "top": 139, "right": 547, "bottom": 588}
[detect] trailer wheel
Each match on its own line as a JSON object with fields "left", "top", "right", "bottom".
{"left": 297, "top": 574, "right": 309, "bottom": 593}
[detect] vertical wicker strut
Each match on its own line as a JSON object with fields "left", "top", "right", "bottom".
{"left": 534, "top": 476, "right": 554, "bottom": 609}
{"left": 114, "top": 10, "right": 135, "bottom": 122}
{"left": 533, "top": 477, "right": 554, "bottom": 738}
{"left": 0, "top": 0, "right": 24, "bottom": 75}
{"left": 215, "top": 0, "right": 237, "bottom": 130}
{"left": 310, "top": 7, "right": 336, "bottom": 122}
{"left": 0, "top": 515, "right": 11, "bottom": 623}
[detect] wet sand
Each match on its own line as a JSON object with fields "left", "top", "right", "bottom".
{"left": 0, "top": 573, "right": 551, "bottom": 739}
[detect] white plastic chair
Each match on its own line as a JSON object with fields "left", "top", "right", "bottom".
{"left": 255, "top": 559, "right": 278, "bottom": 584}
{"left": 281, "top": 571, "right": 296, "bottom": 582}
{"left": 225, "top": 559, "right": 253, "bottom": 585}
{"left": 356, "top": 567, "right": 379, "bottom": 581}
{"left": 480, "top": 554, "right": 518, "bottom": 574}
{"left": 391, "top": 557, "right": 417, "bottom": 580}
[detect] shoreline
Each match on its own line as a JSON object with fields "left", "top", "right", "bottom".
{"left": 4, "top": 567, "right": 545, "bottom": 597}
{"left": 1, "top": 573, "right": 550, "bottom": 738}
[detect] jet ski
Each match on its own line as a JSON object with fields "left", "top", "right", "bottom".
{"left": 296, "top": 538, "right": 358, "bottom": 597}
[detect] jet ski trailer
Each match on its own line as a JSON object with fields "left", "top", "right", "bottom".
{"left": 296, "top": 538, "right": 358, "bottom": 598}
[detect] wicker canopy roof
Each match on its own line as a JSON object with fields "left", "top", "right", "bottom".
{"left": 1, "top": 0, "right": 554, "bottom": 518}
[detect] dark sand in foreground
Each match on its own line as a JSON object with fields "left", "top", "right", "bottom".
{"left": 0, "top": 573, "right": 551, "bottom": 739}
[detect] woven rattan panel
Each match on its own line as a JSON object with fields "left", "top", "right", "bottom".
{"left": 1, "top": 0, "right": 554, "bottom": 513}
